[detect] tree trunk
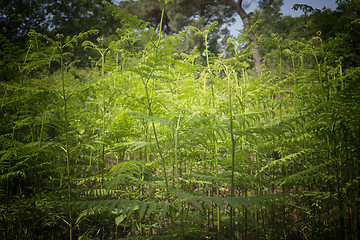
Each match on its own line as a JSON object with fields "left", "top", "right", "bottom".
{"left": 224, "top": 0, "right": 262, "bottom": 75}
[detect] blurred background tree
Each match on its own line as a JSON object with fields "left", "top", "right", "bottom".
{"left": 0, "top": 0, "right": 119, "bottom": 45}
{"left": 1, "top": 0, "right": 359, "bottom": 75}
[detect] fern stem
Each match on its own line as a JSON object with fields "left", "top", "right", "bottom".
{"left": 175, "top": 113, "right": 185, "bottom": 238}
{"left": 101, "top": 48, "right": 106, "bottom": 188}
{"left": 144, "top": 1, "right": 174, "bottom": 225}
{"left": 4, "top": 126, "right": 16, "bottom": 240}
{"left": 204, "top": 33, "right": 211, "bottom": 92}
{"left": 312, "top": 50, "right": 324, "bottom": 98}
{"left": 157, "top": 2, "right": 166, "bottom": 46}
{"left": 59, "top": 37, "right": 73, "bottom": 240}
{"left": 227, "top": 68, "right": 236, "bottom": 239}
{"left": 214, "top": 138, "right": 221, "bottom": 234}
{"left": 339, "top": 59, "right": 343, "bottom": 91}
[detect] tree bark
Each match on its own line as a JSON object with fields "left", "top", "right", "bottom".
{"left": 221, "top": 0, "right": 262, "bottom": 75}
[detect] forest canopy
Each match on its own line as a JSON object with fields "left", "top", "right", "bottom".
{"left": 1, "top": 0, "right": 360, "bottom": 239}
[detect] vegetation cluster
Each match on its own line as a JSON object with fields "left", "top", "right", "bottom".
{"left": 1, "top": 0, "right": 360, "bottom": 239}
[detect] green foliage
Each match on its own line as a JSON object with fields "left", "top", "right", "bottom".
{"left": 1, "top": 4, "right": 360, "bottom": 240}
{"left": 0, "top": 0, "right": 119, "bottom": 43}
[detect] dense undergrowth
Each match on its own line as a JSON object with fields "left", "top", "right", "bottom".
{"left": 1, "top": 7, "right": 360, "bottom": 240}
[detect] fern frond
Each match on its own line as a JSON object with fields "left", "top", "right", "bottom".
{"left": 260, "top": 149, "right": 314, "bottom": 172}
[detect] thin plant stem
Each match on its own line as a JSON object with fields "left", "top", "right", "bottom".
{"left": 59, "top": 36, "right": 73, "bottom": 240}
{"left": 175, "top": 113, "right": 185, "bottom": 238}
{"left": 226, "top": 67, "right": 236, "bottom": 239}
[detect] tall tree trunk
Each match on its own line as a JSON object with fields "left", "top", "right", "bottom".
{"left": 222, "top": 0, "right": 262, "bottom": 75}
{"left": 236, "top": 0, "right": 262, "bottom": 75}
